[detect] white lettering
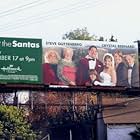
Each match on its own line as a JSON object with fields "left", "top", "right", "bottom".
{"left": 0, "top": 55, "right": 11, "bottom": 61}
{"left": 12, "top": 40, "right": 40, "bottom": 48}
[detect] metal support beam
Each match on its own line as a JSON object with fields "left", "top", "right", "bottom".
{"left": 96, "top": 92, "right": 107, "bottom": 140}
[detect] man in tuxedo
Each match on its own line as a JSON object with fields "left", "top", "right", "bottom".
{"left": 76, "top": 45, "right": 104, "bottom": 85}
{"left": 125, "top": 54, "right": 139, "bottom": 87}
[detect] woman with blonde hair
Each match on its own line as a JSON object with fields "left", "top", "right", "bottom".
{"left": 44, "top": 50, "right": 60, "bottom": 64}
{"left": 99, "top": 53, "right": 116, "bottom": 86}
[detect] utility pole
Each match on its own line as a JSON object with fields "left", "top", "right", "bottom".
{"left": 134, "top": 40, "right": 140, "bottom": 51}
{"left": 96, "top": 92, "right": 107, "bottom": 140}
{"left": 134, "top": 40, "right": 140, "bottom": 83}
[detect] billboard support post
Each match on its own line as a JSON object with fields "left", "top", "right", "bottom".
{"left": 29, "top": 91, "right": 34, "bottom": 110}
{"left": 13, "top": 91, "right": 18, "bottom": 107}
{"left": 96, "top": 92, "right": 107, "bottom": 140}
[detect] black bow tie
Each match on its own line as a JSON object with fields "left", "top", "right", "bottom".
{"left": 88, "top": 58, "right": 95, "bottom": 61}
{"left": 128, "top": 66, "right": 133, "bottom": 69}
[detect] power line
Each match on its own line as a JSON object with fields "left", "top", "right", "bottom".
{"left": 0, "top": 1, "right": 98, "bottom": 31}
{"left": 0, "top": 0, "right": 94, "bottom": 28}
{"left": 0, "top": 0, "right": 104, "bottom": 33}
{"left": 0, "top": 0, "right": 52, "bottom": 18}
{"left": 104, "top": 97, "right": 140, "bottom": 110}
{"left": 101, "top": 97, "right": 140, "bottom": 118}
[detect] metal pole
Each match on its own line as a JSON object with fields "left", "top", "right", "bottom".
{"left": 86, "top": 93, "right": 88, "bottom": 111}
{"left": 70, "top": 129, "right": 72, "bottom": 140}
{"left": 29, "top": 91, "right": 34, "bottom": 110}
{"left": 96, "top": 92, "right": 107, "bottom": 140}
{"left": 13, "top": 91, "right": 18, "bottom": 107}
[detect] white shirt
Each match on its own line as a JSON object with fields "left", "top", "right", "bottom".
{"left": 89, "top": 59, "right": 96, "bottom": 69}
{"left": 128, "top": 64, "right": 134, "bottom": 85}
{"left": 85, "top": 55, "right": 96, "bottom": 70}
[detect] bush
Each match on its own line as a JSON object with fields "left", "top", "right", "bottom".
{"left": 0, "top": 105, "right": 37, "bottom": 140}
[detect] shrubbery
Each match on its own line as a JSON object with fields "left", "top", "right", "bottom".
{"left": 0, "top": 105, "right": 37, "bottom": 140}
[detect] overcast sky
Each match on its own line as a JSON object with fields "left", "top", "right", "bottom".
{"left": 0, "top": 0, "right": 140, "bottom": 44}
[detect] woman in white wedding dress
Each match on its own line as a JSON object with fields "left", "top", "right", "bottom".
{"left": 99, "top": 53, "right": 116, "bottom": 86}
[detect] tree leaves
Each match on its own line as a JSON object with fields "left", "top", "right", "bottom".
{"left": 62, "top": 27, "right": 97, "bottom": 40}
{"left": 0, "top": 105, "right": 36, "bottom": 139}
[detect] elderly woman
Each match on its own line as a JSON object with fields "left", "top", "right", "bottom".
{"left": 43, "top": 49, "right": 60, "bottom": 85}
{"left": 57, "top": 48, "right": 77, "bottom": 85}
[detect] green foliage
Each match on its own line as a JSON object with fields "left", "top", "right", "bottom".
{"left": 0, "top": 105, "right": 36, "bottom": 140}
{"left": 129, "top": 125, "right": 140, "bottom": 140}
{"left": 62, "top": 27, "right": 97, "bottom": 40}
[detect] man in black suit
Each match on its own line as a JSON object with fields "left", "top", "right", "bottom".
{"left": 114, "top": 50, "right": 129, "bottom": 87}
{"left": 125, "top": 54, "right": 139, "bottom": 87}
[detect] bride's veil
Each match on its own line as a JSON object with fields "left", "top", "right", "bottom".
{"left": 103, "top": 53, "right": 115, "bottom": 68}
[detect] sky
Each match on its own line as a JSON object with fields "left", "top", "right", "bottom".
{"left": 0, "top": 0, "right": 139, "bottom": 102}
{"left": 0, "top": 0, "right": 140, "bottom": 44}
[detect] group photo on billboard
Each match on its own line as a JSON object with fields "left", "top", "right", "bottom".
{"left": 43, "top": 40, "right": 139, "bottom": 88}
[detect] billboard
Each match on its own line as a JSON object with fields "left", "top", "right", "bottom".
{"left": 43, "top": 40, "right": 139, "bottom": 88}
{"left": 0, "top": 38, "right": 139, "bottom": 88}
{"left": 0, "top": 37, "right": 42, "bottom": 84}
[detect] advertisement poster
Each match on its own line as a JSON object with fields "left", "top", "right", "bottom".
{"left": 43, "top": 40, "right": 139, "bottom": 88}
{"left": 0, "top": 37, "right": 42, "bottom": 84}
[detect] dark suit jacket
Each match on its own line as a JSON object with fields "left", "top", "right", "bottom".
{"left": 131, "top": 63, "right": 139, "bottom": 87}
{"left": 76, "top": 57, "right": 103, "bottom": 85}
{"left": 116, "top": 62, "right": 129, "bottom": 87}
